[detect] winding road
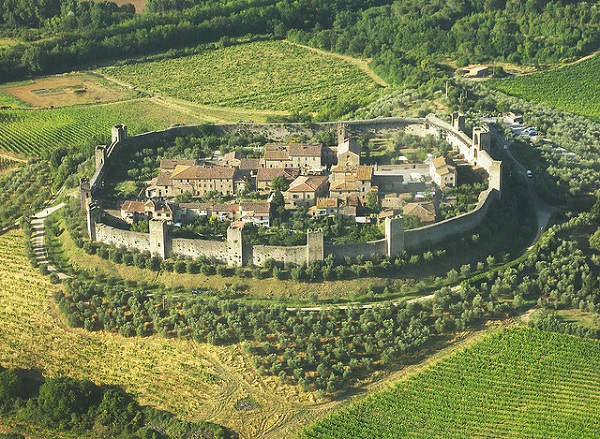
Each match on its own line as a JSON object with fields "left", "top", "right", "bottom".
{"left": 486, "top": 121, "right": 556, "bottom": 245}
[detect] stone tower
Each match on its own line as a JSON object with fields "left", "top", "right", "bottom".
{"left": 111, "top": 124, "right": 127, "bottom": 144}
{"left": 79, "top": 177, "right": 91, "bottom": 212}
{"left": 451, "top": 111, "right": 466, "bottom": 132}
{"left": 95, "top": 145, "right": 107, "bottom": 172}
{"left": 227, "top": 225, "right": 244, "bottom": 267}
{"left": 86, "top": 202, "right": 103, "bottom": 241}
{"left": 149, "top": 218, "right": 169, "bottom": 259}
{"left": 385, "top": 216, "right": 404, "bottom": 257}
{"left": 472, "top": 127, "right": 491, "bottom": 153}
{"left": 306, "top": 229, "right": 324, "bottom": 263}
{"left": 337, "top": 123, "right": 349, "bottom": 145}
{"left": 488, "top": 160, "right": 503, "bottom": 197}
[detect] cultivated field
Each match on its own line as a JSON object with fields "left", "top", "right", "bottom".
{"left": 488, "top": 53, "right": 600, "bottom": 122}
{"left": 102, "top": 40, "right": 380, "bottom": 113}
{"left": 0, "top": 229, "right": 329, "bottom": 439}
{"left": 0, "top": 99, "right": 203, "bottom": 156}
{"left": 299, "top": 327, "right": 600, "bottom": 438}
{"left": 2, "top": 72, "right": 139, "bottom": 108}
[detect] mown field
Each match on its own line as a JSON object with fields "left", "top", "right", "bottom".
{"left": 488, "top": 53, "right": 600, "bottom": 122}
{"left": 2, "top": 72, "right": 139, "bottom": 108}
{"left": 299, "top": 327, "right": 600, "bottom": 439}
{"left": 102, "top": 40, "right": 380, "bottom": 113}
{"left": 0, "top": 229, "right": 326, "bottom": 439}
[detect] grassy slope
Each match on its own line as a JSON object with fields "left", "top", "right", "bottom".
{"left": 0, "top": 229, "right": 330, "bottom": 439}
{"left": 488, "top": 53, "right": 600, "bottom": 122}
{"left": 102, "top": 40, "right": 380, "bottom": 113}
{"left": 299, "top": 327, "right": 600, "bottom": 438}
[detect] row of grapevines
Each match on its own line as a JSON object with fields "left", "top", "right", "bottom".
{"left": 102, "top": 40, "right": 379, "bottom": 113}
{"left": 488, "top": 53, "right": 600, "bottom": 122}
{"left": 0, "top": 99, "right": 202, "bottom": 157}
{"left": 300, "top": 327, "right": 600, "bottom": 439}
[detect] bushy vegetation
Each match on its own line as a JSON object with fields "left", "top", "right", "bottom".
{"left": 0, "top": 160, "right": 51, "bottom": 229}
{"left": 298, "top": 327, "right": 600, "bottom": 438}
{"left": 0, "top": 367, "right": 228, "bottom": 438}
{"left": 488, "top": 53, "right": 600, "bottom": 122}
{"left": 2, "top": 0, "right": 600, "bottom": 96}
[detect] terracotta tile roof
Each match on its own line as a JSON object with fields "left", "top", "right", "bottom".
{"left": 256, "top": 167, "right": 299, "bottom": 182}
{"left": 330, "top": 180, "right": 357, "bottom": 192}
{"left": 212, "top": 203, "right": 239, "bottom": 214}
{"left": 403, "top": 202, "right": 436, "bottom": 223}
{"left": 240, "top": 202, "right": 270, "bottom": 215}
{"left": 223, "top": 151, "right": 241, "bottom": 161}
{"left": 264, "top": 143, "right": 321, "bottom": 160}
{"left": 264, "top": 144, "right": 291, "bottom": 160}
{"left": 178, "top": 202, "right": 211, "bottom": 211}
{"left": 356, "top": 165, "right": 373, "bottom": 181}
{"left": 121, "top": 200, "right": 147, "bottom": 214}
{"left": 431, "top": 157, "right": 456, "bottom": 176}
{"left": 160, "top": 159, "right": 197, "bottom": 170}
{"left": 239, "top": 158, "right": 261, "bottom": 170}
{"left": 431, "top": 156, "right": 448, "bottom": 169}
{"left": 156, "top": 170, "right": 173, "bottom": 186}
{"left": 289, "top": 144, "right": 321, "bottom": 157}
{"left": 287, "top": 175, "right": 329, "bottom": 193}
{"left": 316, "top": 198, "right": 340, "bottom": 209}
{"left": 172, "top": 165, "right": 236, "bottom": 180}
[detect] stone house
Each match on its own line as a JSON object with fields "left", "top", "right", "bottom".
{"left": 329, "top": 165, "right": 374, "bottom": 205}
{"left": 309, "top": 197, "right": 357, "bottom": 218}
{"left": 284, "top": 175, "right": 329, "bottom": 209}
{"left": 255, "top": 168, "right": 299, "bottom": 194}
{"left": 176, "top": 202, "right": 212, "bottom": 222}
{"left": 263, "top": 143, "right": 322, "bottom": 171}
{"left": 430, "top": 157, "right": 456, "bottom": 188}
{"left": 239, "top": 202, "right": 271, "bottom": 227}
{"left": 146, "top": 170, "right": 173, "bottom": 199}
{"left": 211, "top": 203, "right": 240, "bottom": 221}
{"left": 171, "top": 165, "right": 237, "bottom": 197}
{"left": 403, "top": 202, "right": 436, "bottom": 225}
{"left": 336, "top": 126, "right": 361, "bottom": 167}
{"left": 120, "top": 200, "right": 176, "bottom": 223}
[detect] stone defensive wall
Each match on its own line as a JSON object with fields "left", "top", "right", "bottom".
{"left": 82, "top": 115, "right": 502, "bottom": 266}
{"left": 404, "top": 188, "right": 496, "bottom": 251}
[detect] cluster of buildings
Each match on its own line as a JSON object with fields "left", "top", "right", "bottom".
{"left": 118, "top": 125, "right": 473, "bottom": 229}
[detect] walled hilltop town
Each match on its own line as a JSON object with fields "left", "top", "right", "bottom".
{"left": 80, "top": 113, "right": 502, "bottom": 267}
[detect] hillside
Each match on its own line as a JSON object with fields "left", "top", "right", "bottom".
{"left": 299, "top": 327, "right": 600, "bottom": 439}
{"left": 487, "top": 53, "right": 600, "bottom": 122}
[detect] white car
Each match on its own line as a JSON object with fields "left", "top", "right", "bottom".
{"left": 526, "top": 170, "right": 533, "bottom": 178}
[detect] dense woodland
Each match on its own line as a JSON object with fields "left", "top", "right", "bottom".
{"left": 1, "top": 0, "right": 600, "bottom": 96}
{"left": 0, "top": 366, "right": 229, "bottom": 438}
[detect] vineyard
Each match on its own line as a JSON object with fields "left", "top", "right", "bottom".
{"left": 488, "top": 54, "right": 600, "bottom": 122}
{"left": 0, "top": 99, "right": 203, "bottom": 157}
{"left": 102, "top": 40, "right": 380, "bottom": 115}
{"left": 299, "top": 327, "right": 600, "bottom": 439}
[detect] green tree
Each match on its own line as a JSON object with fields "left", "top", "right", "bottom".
{"left": 270, "top": 175, "right": 288, "bottom": 193}
{"left": 366, "top": 190, "right": 379, "bottom": 212}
